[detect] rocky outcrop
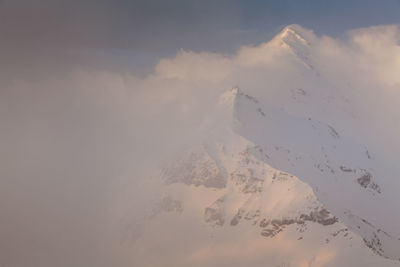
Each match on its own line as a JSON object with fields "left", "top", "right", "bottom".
{"left": 204, "top": 197, "right": 225, "bottom": 227}
{"left": 258, "top": 207, "right": 338, "bottom": 238}
{"left": 151, "top": 196, "right": 183, "bottom": 218}
{"left": 357, "top": 172, "right": 381, "bottom": 194}
{"left": 162, "top": 151, "right": 227, "bottom": 189}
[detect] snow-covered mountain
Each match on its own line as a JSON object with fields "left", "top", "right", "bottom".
{"left": 129, "top": 25, "right": 400, "bottom": 266}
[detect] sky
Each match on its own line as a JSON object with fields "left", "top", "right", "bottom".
{"left": 1, "top": 1, "right": 400, "bottom": 267}
{"left": 2, "top": 0, "right": 400, "bottom": 75}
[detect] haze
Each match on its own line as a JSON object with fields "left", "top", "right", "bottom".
{"left": 1, "top": 1, "right": 400, "bottom": 266}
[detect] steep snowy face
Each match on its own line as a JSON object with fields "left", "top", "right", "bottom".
{"left": 226, "top": 26, "right": 400, "bottom": 261}
{"left": 232, "top": 85, "right": 400, "bottom": 261}
{"left": 130, "top": 84, "right": 400, "bottom": 266}
{"left": 131, "top": 110, "right": 399, "bottom": 266}
{"left": 271, "top": 24, "right": 316, "bottom": 70}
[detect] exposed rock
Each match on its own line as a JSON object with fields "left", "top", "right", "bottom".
{"left": 357, "top": 173, "right": 372, "bottom": 188}
{"left": 331, "top": 228, "right": 349, "bottom": 237}
{"left": 356, "top": 172, "right": 381, "bottom": 194}
{"left": 291, "top": 88, "right": 307, "bottom": 100}
{"left": 230, "top": 213, "right": 241, "bottom": 226}
{"left": 257, "top": 107, "right": 266, "bottom": 116}
{"left": 363, "top": 233, "right": 385, "bottom": 258}
{"left": 204, "top": 197, "right": 225, "bottom": 227}
{"left": 151, "top": 196, "right": 183, "bottom": 216}
{"left": 299, "top": 208, "right": 338, "bottom": 226}
{"left": 261, "top": 227, "right": 282, "bottom": 238}
{"left": 272, "top": 172, "right": 293, "bottom": 182}
{"left": 259, "top": 207, "right": 338, "bottom": 238}
{"left": 163, "top": 151, "right": 227, "bottom": 189}
{"left": 230, "top": 209, "right": 245, "bottom": 226}
{"left": 340, "top": 166, "right": 354, "bottom": 172}
{"left": 328, "top": 125, "right": 340, "bottom": 139}
{"left": 259, "top": 218, "right": 269, "bottom": 228}
{"left": 230, "top": 167, "right": 264, "bottom": 194}
{"left": 365, "top": 149, "right": 371, "bottom": 159}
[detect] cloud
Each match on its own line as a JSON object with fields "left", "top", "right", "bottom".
{"left": 1, "top": 24, "right": 400, "bottom": 266}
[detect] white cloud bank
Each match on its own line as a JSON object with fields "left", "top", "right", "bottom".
{"left": 1, "top": 24, "right": 400, "bottom": 266}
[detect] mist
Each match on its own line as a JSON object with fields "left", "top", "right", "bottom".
{"left": 1, "top": 2, "right": 400, "bottom": 265}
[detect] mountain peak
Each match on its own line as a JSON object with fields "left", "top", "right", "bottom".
{"left": 218, "top": 86, "right": 240, "bottom": 106}
{"left": 272, "top": 25, "right": 317, "bottom": 69}
{"left": 281, "top": 24, "right": 306, "bottom": 34}
{"left": 276, "top": 24, "right": 316, "bottom": 47}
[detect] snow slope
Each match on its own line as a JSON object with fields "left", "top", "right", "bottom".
{"left": 232, "top": 26, "right": 400, "bottom": 262}
{"left": 129, "top": 25, "right": 400, "bottom": 266}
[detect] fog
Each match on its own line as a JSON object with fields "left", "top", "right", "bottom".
{"left": 1, "top": 20, "right": 400, "bottom": 266}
